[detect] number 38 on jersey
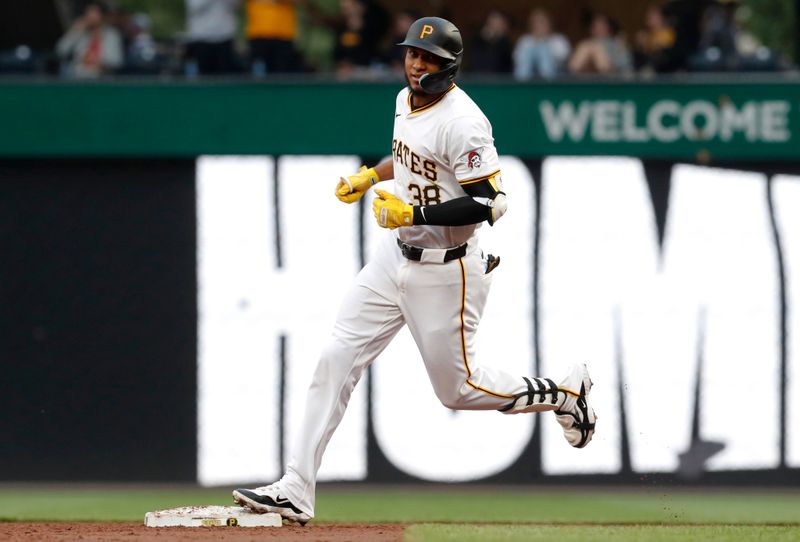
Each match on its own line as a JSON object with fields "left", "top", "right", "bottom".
{"left": 392, "top": 138, "right": 442, "bottom": 205}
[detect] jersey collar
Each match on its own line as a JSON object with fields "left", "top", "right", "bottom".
{"left": 407, "top": 84, "right": 456, "bottom": 115}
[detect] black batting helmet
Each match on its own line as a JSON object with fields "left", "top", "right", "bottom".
{"left": 397, "top": 16, "right": 463, "bottom": 94}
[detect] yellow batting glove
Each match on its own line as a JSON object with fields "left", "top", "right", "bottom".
{"left": 335, "top": 165, "right": 380, "bottom": 204}
{"left": 372, "top": 189, "right": 414, "bottom": 229}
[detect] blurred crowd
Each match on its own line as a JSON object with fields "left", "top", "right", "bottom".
{"left": 0, "top": 0, "right": 790, "bottom": 80}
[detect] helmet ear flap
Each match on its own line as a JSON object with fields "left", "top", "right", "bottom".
{"left": 418, "top": 57, "right": 460, "bottom": 94}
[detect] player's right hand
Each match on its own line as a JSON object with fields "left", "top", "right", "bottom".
{"left": 372, "top": 189, "right": 413, "bottom": 229}
{"left": 335, "top": 165, "right": 380, "bottom": 204}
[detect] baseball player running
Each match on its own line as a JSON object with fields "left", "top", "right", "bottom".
{"left": 234, "top": 16, "right": 596, "bottom": 525}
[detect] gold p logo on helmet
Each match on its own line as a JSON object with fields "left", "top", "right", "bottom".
{"left": 419, "top": 24, "right": 434, "bottom": 39}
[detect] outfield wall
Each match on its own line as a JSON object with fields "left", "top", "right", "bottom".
{"left": 1, "top": 80, "right": 798, "bottom": 485}
{"left": 0, "top": 79, "right": 798, "bottom": 160}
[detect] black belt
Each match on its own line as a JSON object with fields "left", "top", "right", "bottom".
{"left": 396, "top": 238, "right": 467, "bottom": 262}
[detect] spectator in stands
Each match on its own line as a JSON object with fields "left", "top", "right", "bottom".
{"left": 689, "top": 0, "right": 780, "bottom": 71}
{"left": 124, "top": 13, "right": 166, "bottom": 74}
{"left": 331, "top": 0, "right": 390, "bottom": 79}
{"left": 183, "top": 0, "right": 240, "bottom": 75}
{"left": 633, "top": 4, "right": 678, "bottom": 73}
{"left": 246, "top": 0, "right": 305, "bottom": 74}
{"left": 468, "top": 9, "right": 513, "bottom": 74}
{"left": 513, "top": 8, "right": 571, "bottom": 80}
{"left": 56, "top": 1, "right": 123, "bottom": 78}
{"left": 568, "top": 13, "right": 632, "bottom": 75}
{"left": 698, "top": 1, "right": 738, "bottom": 59}
{"left": 732, "top": 5, "right": 782, "bottom": 69}
{"left": 107, "top": 4, "right": 133, "bottom": 53}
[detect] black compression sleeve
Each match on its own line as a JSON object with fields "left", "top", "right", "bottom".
{"left": 412, "top": 196, "right": 492, "bottom": 226}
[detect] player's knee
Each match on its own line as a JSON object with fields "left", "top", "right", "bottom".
{"left": 317, "top": 336, "right": 375, "bottom": 373}
{"left": 439, "top": 397, "right": 462, "bottom": 410}
{"left": 313, "top": 340, "right": 353, "bottom": 376}
{"left": 435, "top": 386, "right": 470, "bottom": 410}
{"left": 318, "top": 341, "right": 339, "bottom": 363}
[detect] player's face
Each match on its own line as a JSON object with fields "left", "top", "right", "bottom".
{"left": 404, "top": 47, "right": 442, "bottom": 94}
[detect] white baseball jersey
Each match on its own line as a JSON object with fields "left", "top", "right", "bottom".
{"left": 391, "top": 84, "right": 502, "bottom": 249}
{"left": 275, "top": 84, "right": 576, "bottom": 520}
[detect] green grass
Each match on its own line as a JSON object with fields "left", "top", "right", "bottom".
{"left": 406, "top": 525, "right": 800, "bottom": 542}
{"left": 313, "top": 487, "right": 800, "bottom": 524}
{"left": 0, "top": 486, "right": 230, "bottom": 522}
{"left": 1, "top": 485, "right": 799, "bottom": 541}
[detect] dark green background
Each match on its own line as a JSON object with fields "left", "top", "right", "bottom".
{"left": 2, "top": 79, "right": 797, "bottom": 160}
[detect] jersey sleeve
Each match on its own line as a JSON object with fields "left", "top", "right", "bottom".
{"left": 395, "top": 87, "right": 409, "bottom": 116}
{"left": 446, "top": 115, "right": 502, "bottom": 188}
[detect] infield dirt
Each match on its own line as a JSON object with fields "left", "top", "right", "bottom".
{"left": 0, "top": 522, "right": 405, "bottom": 541}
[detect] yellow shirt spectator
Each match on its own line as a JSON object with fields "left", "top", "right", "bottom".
{"left": 246, "top": 0, "right": 297, "bottom": 41}
{"left": 641, "top": 27, "right": 675, "bottom": 53}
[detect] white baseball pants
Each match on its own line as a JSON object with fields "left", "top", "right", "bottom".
{"left": 279, "top": 233, "right": 532, "bottom": 516}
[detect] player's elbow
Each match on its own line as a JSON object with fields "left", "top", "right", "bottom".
{"left": 439, "top": 396, "right": 466, "bottom": 410}
{"left": 489, "top": 192, "right": 507, "bottom": 225}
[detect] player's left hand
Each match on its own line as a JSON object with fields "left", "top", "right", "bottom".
{"left": 336, "top": 166, "right": 379, "bottom": 204}
{"left": 372, "top": 189, "right": 414, "bottom": 229}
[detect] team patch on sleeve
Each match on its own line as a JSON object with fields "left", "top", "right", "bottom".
{"left": 467, "top": 150, "right": 482, "bottom": 169}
